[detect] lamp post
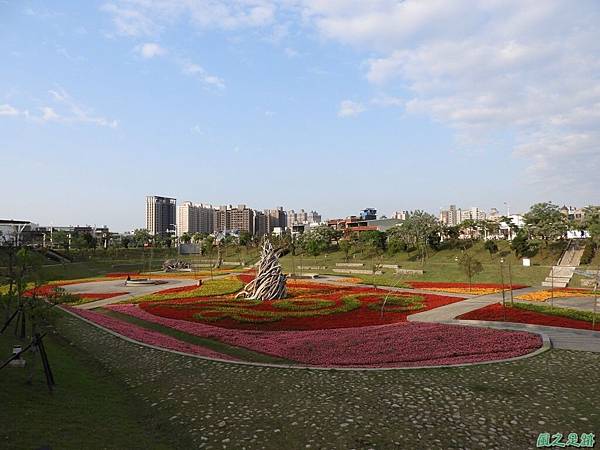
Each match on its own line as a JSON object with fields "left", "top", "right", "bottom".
{"left": 550, "top": 265, "right": 554, "bottom": 310}
{"left": 507, "top": 257, "right": 514, "bottom": 306}
{"left": 593, "top": 266, "right": 599, "bottom": 330}
{"left": 500, "top": 258, "right": 507, "bottom": 321}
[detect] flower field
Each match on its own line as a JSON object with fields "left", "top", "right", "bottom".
{"left": 406, "top": 281, "right": 529, "bottom": 295}
{"left": 136, "top": 280, "right": 464, "bottom": 331}
{"left": 65, "top": 306, "right": 238, "bottom": 360}
{"left": 516, "top": 288, "right": 597, "bottom": 302}
{"left": 23, "top": 284, "right": 128, "bottom": 304}
{"left": 107, "top": 304, "right": 542, "bottom": 367}
{"left": 457, "top": 303, "right": 599, "bottom": 330}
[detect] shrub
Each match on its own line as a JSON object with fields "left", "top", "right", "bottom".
{"left": 580, "top": 241, "right": 596, "bottom": 265}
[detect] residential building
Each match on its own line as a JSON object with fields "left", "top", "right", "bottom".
{"left": 177, "top": 202, "right": 216, "bottom": 236}
{"left": 393, "top": 210, "right": 410, "bottom": 220}
{"left": 254, "top": 211, "right": 268, "bottom": 236}
{"left": 439, "top": 205, "right": 485, "bottom": 226}
{"left": 360, "top": 208, "right": 377, "bottom": 221}
{"left": 230, "top": 204, "right": 255, "bottom": 235}
{"left": 560, "top": 205, "right": 585, "bottom": 221}
{"left": 265, "top": 207, "right": 287, "bottom": 232}
{"left": 286, "top": 209, "right": 322, "bottom": 227}
{"left": 146, "top": 196, "right": 176, "bottom": 236}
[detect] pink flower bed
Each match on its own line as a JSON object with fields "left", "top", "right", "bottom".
{"left": 108, "top": 304, "right": 542, "bottom": 368}
{"left": 63, "top": 306, "right": 238, "bottom": 361}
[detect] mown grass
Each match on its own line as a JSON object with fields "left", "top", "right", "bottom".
{"left": 128, "top": 278, "right": 244, "bottom": 303}
{"left": 281, "top": 240, "right": 563, "bottom": 287}
{"left": 0, "top": 319, "right": 184, "bottom": 450}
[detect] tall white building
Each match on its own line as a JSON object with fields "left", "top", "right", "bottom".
{"left": 440, "top": 205, "right": 486, "bottom": 226}
{"left": 177, "top": 202, "right": 216, "bottom": 236}
{"left": 146, "top": 196, "right": 176, "bottom": 236}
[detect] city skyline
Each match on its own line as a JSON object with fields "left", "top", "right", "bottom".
{"left": 2, "top": 1, "right": 599, "bottom": 231}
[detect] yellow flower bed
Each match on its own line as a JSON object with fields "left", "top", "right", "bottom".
{"left": 334, "top": 277, "right": 364, "bottom": 284}
{"left": 516, "top": 290, "right": 596, "bottom": 302}
{"left": 421, "top": 287, "right": 503, "bottom": 295}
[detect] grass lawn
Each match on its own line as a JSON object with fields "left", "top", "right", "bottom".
{"left": 0, "top": 317, "right": 188, "bottom": 450}
{"left": 280, "top": 240, "right": 560, "bottom": 287}
{"left": 96, "top": 308, "right": 294, "bottom": 365}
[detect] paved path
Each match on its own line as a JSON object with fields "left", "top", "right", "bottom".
{"left": 408, "top": 291, "right": 600, "bottom": 352}
{"left": 66, "top": 278, "right": 198, "bottom": 310}
{"left": 314, "top": 276, "right": 600, "bottom": 352}
{"left": 68, "top": 272, "right": 241, "bottom": 309}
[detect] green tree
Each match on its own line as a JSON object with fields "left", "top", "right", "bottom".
{"left": 457, "top": 252, "right": 483, "bottom": 292}
{"left": 484, "top": 240, "right": 499, "bottom": 259}
{"left": 238, "top": 231, "right": 252, "bottom": 247}
{"left": 338, "top": 239, "right": 354, "bottom": 262}
{"left": 583, "top": 205, "right": 600, "bottom": 248}
{"left": 180, "top": 233, "right": 192, "bottom": 244}
{"left": 523, "top": 202, "right": 568, "bottom": 247}
{"left": 359, "top": 231, "right": 386, "bottom": 255}
{"left": 511, "top": 231, "right": 538, "bottom": 258}
{"left": 132, "top": 229, "right": 152, "bottom": 247}
{"left": 120, "top": 235, "right": 131, "bottom": 248}
{"left": 52, "top": 230, "right": 70, "bottom": 251}
{"left": 399, "top": 211, "right": 440, "bottom": 264}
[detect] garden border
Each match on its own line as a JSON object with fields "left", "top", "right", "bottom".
{"left": 59, "top": 306, "right": 551, "bottom": 371}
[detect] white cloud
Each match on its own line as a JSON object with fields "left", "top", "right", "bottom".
{"left": 102, "top": 0, "right": 276, "bottom": 36}
{"left": 0, "top": 104, "right": 21, "bottom": 116}
{"left": 338, "top": 100, "right": 365, "bottom": 117}
{"left": 137, "top": 42, "right": 166, "bottom": 58}
{"left": 41, "top": 106, "right": 60, "bottom": 121}
{"left": 45, "top": 87, "right": 118, "bottom": 127}
{"left": 179, "top": 59, "right": 225, "bottom": 90}
{"left": 298, "top": 0, "right": 600, "bottom": 189}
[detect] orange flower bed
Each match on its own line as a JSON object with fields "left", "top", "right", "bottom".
{"left": 420, "top": 287, "right": 505, "bottom": 295}
{"left": 516, "top": 289, "right": 596, "bottom": 302}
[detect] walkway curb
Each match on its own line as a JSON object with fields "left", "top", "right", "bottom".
{"left": 59, "top": 306, "right": 551, "bottom": 372}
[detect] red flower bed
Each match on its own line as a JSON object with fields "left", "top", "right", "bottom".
{"left": 458, "top": 303, "right": 596, "bottom": 331}
{"left": 23, "top": 285, "right": 126, "bottom": 302}
{"left": 408, "top": 281, "right": 528, "bottom": 290}
{"left": 150, "top": 284, "right": 200, "bottom": 295}
{"left": 108, "top": 304, "right": 542, "bottom": 367}
{"left": 138, "top": 282, "right": 464, "bottom": 331}
{"left": 64, "top": 306, "right": 238, "bottom": 361}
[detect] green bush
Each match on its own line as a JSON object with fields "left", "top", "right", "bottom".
{"left": 580, "top": 241, "right": 596, "bottom": 265}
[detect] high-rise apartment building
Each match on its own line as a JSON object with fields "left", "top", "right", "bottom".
{"left": 146, "top": 196, "right": 176, "bottom": 236}
{"left": 177, "top": 202, "right": 216, "bottom": 236}
{"left": 265, "top": 207, "right": 287, "bottom": 232}
{"left": 439, "top": 205, "right": 486, "bottom": 226}
{"left": 393, "top": 210, "right": 410, "bottom": 220}
{"left": 230, "top": 204, "right": 255, "bottom": 235}
{"left": 286, "top": 209, "right": 322, "bottom": 227}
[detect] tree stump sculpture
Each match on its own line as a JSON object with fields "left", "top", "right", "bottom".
{"left": 235, "top": 239, "right": 286, "bottom": 300}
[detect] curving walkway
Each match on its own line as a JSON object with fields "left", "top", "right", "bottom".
{"left": 407, "top": 291, "right": 600, "bottom": 352}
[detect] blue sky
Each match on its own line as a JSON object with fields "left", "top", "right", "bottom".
{"left": 1, "top": 1, "right": 599, "bottom": 231}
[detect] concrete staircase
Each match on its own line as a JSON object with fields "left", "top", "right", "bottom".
{"left": 541, "top": 240, "right": 585, "bottom": 288}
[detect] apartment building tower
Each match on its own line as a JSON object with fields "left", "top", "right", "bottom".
{"left": 145, "top": 196, "right": 176, "bottom": 236}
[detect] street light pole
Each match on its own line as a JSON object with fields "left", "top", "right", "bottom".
{"left": 550, "top": 265, "right": 555, "bottom": 309}
{"left": 508, "top": 258, "right": 514, "bottom": 306}
{"left": 500, "top": 258, "right": 506, "bottom": 321}
{"left": 593, "top": 266, "right": 599, "bottom": 330}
